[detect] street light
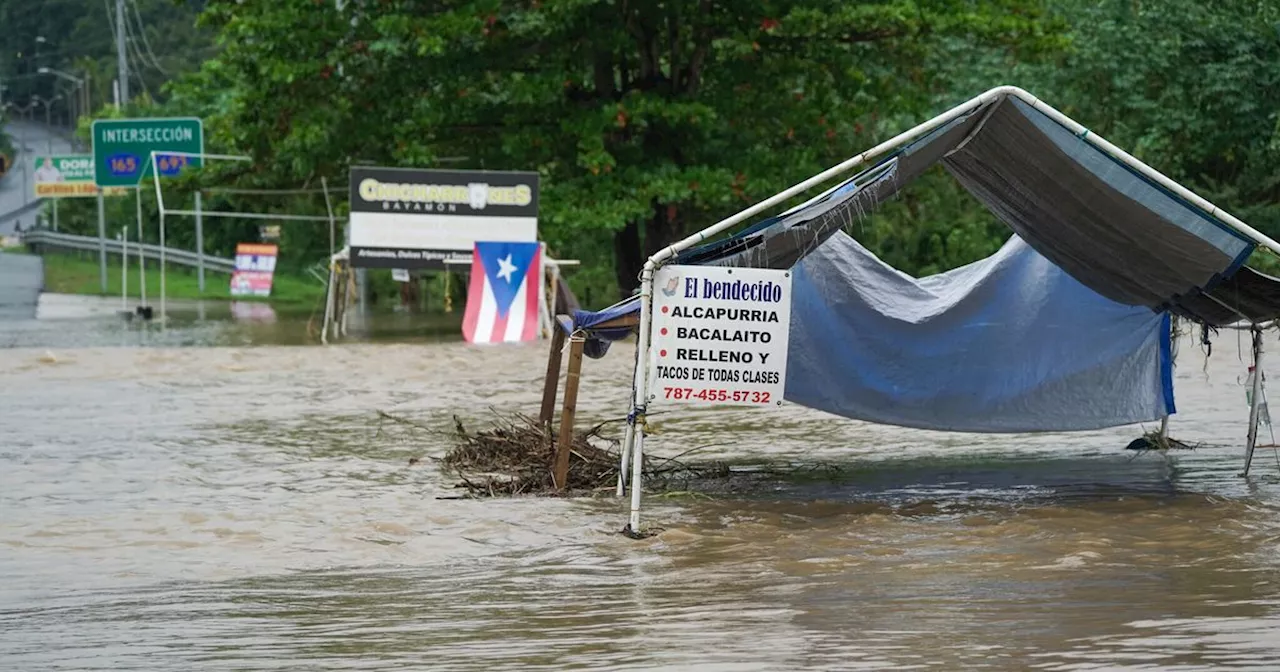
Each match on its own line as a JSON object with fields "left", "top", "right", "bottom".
{"left": 38, "top": 67, "right": 87, "bottom": 134}
{"left": 30, "top": 95, "right": 62, "bottom": 155}
{"left": 4, "top": 101, "right": 35, "bottom": 205}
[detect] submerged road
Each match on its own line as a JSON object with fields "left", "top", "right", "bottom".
{"left": 1, "top": 119, "right": 74, "bottom": 235}
{"left": 0, "top": 252, "right": 43, "bottom": 320}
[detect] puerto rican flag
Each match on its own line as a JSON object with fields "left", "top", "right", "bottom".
{"left": 462, "top": 241, "right": 543, "bottom": 343}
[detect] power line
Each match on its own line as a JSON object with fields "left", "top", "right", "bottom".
{"left": 128, "top": 0, "right": 168, "bottom": 75}
{"left": 123, "top": 23, "right": 153, "bottom": 100}
{"left": 102, "top": 0, "right": 127, "bottom": 103}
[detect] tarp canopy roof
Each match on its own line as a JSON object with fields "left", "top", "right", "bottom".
{"left": 570, "top": 90, "right": 1280, "bottom": 354}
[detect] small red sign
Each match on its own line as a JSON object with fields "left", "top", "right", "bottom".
{"left": 230, "top": 242, "right": 278, "bottom": 297}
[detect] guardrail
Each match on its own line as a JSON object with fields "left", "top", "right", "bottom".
{"left": 22, "top": 229, "right": 236, "bottom": 273}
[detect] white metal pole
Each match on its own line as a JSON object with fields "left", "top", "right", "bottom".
{"left": 120, "top": 226, "right": 127, "bottom": 310}
{"left": 628, "top": 423, "right": 646, "bottom": 533}
{"left": 136, "top": 187, "right": 146, "bottom": 309}
{"left": 321, "top": 176, "right": 335, "bottom": 259}
{"left": 1244, "top": 331, "right": 1265, "bottom": 476}
{"left": 97, "top": 192, "right": 107, "bottom": 293}
{"left": 321, "top": 265, "right": 335, "bottom": 345}
{"left": 159, "top": 208, "right": 166, "bottom": 322}
{"left": 150, "top": 153, "right": 167, "bottom": 322}
{"left": 52, "top": 199, "right": 58, "bottom": 231}
{"left": 539, "top": 243, "right": 552, "bottom": 339}
{"left": 195, "top": 190, "right": 204, "bottom": 292}
{"left": 626, "top": 264, "right": 655, "bottom": 534}
{"left": 617, "top": 422, "right": 634, "bottom": 496}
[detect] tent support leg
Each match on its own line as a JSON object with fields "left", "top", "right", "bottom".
{"left": 554, "top": 332, "right": 585, "bottom": 490}
{"left": 1158, "top": 415, "right": 1169, "bottom": 447}
{"left": 321, "top": 265, "right": 335, "bottom": 345}
{"left": 617, "top": 422, "right": 634, "bottom": 497}
{"left": 539, "top": 326, "right": 567, "bottom": 428}
{"left": 627, "top": 425, "right": 645, "bottom": 533}
{"left": 1243, "top": 327, "right": 1265, "bottom": 477}
{"left": 624, "top": 263, "right": 656, "bottom": 537}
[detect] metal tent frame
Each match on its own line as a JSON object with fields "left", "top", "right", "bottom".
{"left": 144, "top": 151, "right": 340, "bottom": 323}
{"left": 617, "top": 85, "right": 1280, "bottom": 536}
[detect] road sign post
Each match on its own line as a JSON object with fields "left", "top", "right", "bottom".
{"left": 91, "top": 118, "right": 204, "bottom": 188}
{"left": 92, "top": 118, "right": 204, "bottom": 318}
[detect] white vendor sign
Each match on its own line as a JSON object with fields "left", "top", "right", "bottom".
{"left": 647, "top": 265, "right": 791, "bottom": 407}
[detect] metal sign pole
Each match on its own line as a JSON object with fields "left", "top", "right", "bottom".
{"left": 120, "top": 227, "right": 127, "bottom": 311}
{"left": 97, "top": 192, "right": 107, "bottom": 293}
{"left": 195, "top": 190, "right": 204, "bottom": 293}
{"left": 136, "top": 186, "right": 146, "bottom": 311}
{"left": 151, "top": 153, "right": 167, "bottom": 323}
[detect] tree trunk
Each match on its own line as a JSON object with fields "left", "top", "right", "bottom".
{"left": 613, "top": 220, "right": 643, "bottom": 300}
{"left": 612, "top": 200, "right": 683, "bottom": 301}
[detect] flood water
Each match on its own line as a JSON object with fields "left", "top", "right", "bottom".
{"left": 4, "top": 295, "right": 1280, "bottom": 670}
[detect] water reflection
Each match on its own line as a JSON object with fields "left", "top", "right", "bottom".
{"left": 2, "top": 312, "right": 1280, "bottom": 669}
{"left": 0, "top": 293, "right": 464, "bottom": 348}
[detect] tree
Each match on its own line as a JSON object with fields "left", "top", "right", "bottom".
{"left": 0, "top": 0, "right": 213, "bottom": 115}
{"left": 1039, "top": 0, "right": 1280, "bottom": 239}
{"left": 181, "top": 0, "right": 1064, "bottom": 300}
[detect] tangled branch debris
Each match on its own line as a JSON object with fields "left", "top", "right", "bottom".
{"left": 386, "top": 410, "right": 731, "bottom": 497}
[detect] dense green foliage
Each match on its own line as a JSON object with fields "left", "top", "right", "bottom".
{"left": 13, "top": 0, "right": 1280, "bottom": 307}
{"left": 0, "top": 0, "right": 212, "bottom": 116}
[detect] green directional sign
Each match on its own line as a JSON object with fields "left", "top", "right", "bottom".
{"left": 91, "top": 117, "right": 204, "bottom": 187}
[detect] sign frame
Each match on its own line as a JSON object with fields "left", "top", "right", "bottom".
{"left": 91, "top": 117, "right": 205, "bottom": 188}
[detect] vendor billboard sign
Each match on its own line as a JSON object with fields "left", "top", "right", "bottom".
{"left": 348, "top": 167, "right": 539, "bottom": 270}
{"left": 647, "top": 265, "right": 792, "bottom": 408}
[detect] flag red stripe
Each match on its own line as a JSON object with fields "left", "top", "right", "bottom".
{"left": 460, "top": 246, "right": 486, "bottom": 343}
{"left": 490, "top": 306, "right": 509, "bottom": 342}
{"left": 521, "top": 248, "right": 541, "bottom": 341}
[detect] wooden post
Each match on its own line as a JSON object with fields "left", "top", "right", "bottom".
{"left": 1244, "top": 327, "right": 1265, "bottom": 477}
{"left": 554, "top": 332, "right": 586, "bottom": 490}
{"left": 539, "top": 324, "right": 567, "bottom": 427}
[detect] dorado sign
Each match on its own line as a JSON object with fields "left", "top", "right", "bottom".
{"left": 32, "top": 155, "right": 129, "bottom": 198}
{"left": 348, "top": 167, "right": 539, "bottom": 269}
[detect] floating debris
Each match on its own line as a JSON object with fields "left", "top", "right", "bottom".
{"left": 377, "top": 409, "right": 730, "bottom": 497}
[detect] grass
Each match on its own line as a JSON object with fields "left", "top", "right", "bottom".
{"left": 39, "top": 251, "right": 327, "bottom": 305}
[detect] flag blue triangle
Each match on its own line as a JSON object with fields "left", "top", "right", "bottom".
{"left": 476, "top": 241, "right": 539, "bottom": 318}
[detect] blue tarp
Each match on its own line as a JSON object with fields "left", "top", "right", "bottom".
{"left": 785, "top": 232, "right": 1174, "bottom": 432}
{"left": 571, "top": 296, "right": 640, "bottom": 358}
{"left": 558, "top": 91, "right": 1280, "bottom": 432}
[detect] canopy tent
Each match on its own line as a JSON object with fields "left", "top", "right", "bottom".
{"left": 572, "top": 94, "right": 1280, "bottom": 349}
{"left": 557, "top": 86, "right": 1280, "bottom": 535}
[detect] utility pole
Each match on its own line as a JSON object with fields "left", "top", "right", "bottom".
{"left": 116, "top": 0, "right": 129, "bottom": 105}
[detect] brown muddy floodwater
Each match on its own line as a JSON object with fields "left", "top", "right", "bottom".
{"left": 3, "top": 295, "right": 1280, "bottom": 670}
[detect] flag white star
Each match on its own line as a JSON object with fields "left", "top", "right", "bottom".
{"left": 496, "top": 254, "right": 518, "bottom": 283}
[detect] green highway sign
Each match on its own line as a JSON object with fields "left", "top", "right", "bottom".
{"left": 91, "top": 117, "right": 204, "bottom": 187}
